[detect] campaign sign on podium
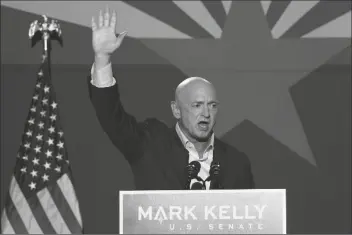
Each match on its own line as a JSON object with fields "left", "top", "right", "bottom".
{"left": 119, "top": 189, "right": 286, "bottom": 234}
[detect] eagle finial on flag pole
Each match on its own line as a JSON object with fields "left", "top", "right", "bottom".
{"left": 28, "top": 15, "right": 63, "bottom": 59}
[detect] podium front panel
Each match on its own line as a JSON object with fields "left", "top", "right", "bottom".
{"left": 119, "top": 189, "right": 286, "bottom": 234}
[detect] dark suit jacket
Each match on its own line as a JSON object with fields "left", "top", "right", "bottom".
{"left": 88, "top": 77, "right": 255, "bottom": 190}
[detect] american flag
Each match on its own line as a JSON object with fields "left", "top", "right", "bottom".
{"left": 1, "top": 54, "right": 83, "bottom": 234}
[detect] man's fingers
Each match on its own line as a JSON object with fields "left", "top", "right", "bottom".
{"left": 104, "top": 6, "right": 110, "bottom": 27}
{"left": 98, "top": 10, "right": 104, "bottom": 28}
{"left": 91, "top": 17, "right": 97, "bottom": 31}
{"left": 116, "top": 31, "right": 127, "bottom": 45}
{"left": 94, "top": 8, "right": 116, "bottom": 30}
{"left": 110, "top": 10, "right": 117, "bottom": 30}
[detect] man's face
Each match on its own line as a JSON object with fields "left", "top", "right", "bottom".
{"left": 177, "top": 82, "right": 218, "bottom": 142}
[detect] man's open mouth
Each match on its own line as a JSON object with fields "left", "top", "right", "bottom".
{"left": 198, "top": 121, "right": 210, "bottom": 130}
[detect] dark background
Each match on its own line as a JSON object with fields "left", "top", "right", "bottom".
{"left": 1, "top": 2, "right": 351, "bottom": 234}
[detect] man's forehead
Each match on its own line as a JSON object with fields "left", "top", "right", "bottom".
{"left": 183, "top": 86, "right": 217, "bottom": 103}
{"left": 176, "top": 77, "right": 217, "bottom": 102}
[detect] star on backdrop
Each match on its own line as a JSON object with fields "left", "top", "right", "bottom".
{"left": 140, "top": 1, "right": 351, "bottom": 165}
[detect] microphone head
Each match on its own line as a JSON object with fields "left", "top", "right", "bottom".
{"left": 186, "top": 161, "right": 201, "bottom": 178}
{"left": 191, "top": 181, "right": 204, "bottom": 190}
{"left": 190, "top": 161, "right": 201, "bottom": 171}
{"left": 210, "top": 161, "right": 221, "bottom": 177}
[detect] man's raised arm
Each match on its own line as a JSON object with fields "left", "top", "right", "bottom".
{"left": 88, "top": 7, "right": 150, "bottom": 163}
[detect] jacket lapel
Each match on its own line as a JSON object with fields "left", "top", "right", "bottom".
{"left": 213, "top": 138, "right": 228, "bottom": 188}
{"left": 167, "top": 125, "right": 189, "bottom": 189}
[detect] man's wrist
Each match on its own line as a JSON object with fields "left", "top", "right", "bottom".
{"left": 94, "top": 54, "right": 111, "bottom": 71}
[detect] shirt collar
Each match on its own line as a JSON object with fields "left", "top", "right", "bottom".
{"left": 175, "top": 122, "right": 214, "bottom": 151}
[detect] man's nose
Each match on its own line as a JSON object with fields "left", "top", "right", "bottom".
{"left": 202, "top": 106, "right": 210, "bottom": 117}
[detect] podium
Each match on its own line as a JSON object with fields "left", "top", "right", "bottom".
{"left": 119, "top": 189, "right": 286, "bottom": 234}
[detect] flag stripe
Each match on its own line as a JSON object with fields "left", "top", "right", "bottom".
{"left": 57, "top": 174, "right": 83, "bottom": 228}
{"left": 37, "top": 187, "right": 71, "bottom": 234}
{"left": 1, "top": 209, "right": 16, "bottom": 234}
{"left": 3, "top": 196, "right": 27, "bottom": 234}
{"left": 24, "top": 195, "right": 57, "bottom": 233}
{"left": 8, "top": 176, "right": 43, "bottom": 234}
{"left": 49, "top": 174, "right": 82, "bottom": 233}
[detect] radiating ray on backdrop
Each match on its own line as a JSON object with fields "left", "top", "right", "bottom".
{"left": 221, "top": 0, "right": 232, "bottom": 15}
{"left": 172, "top": 1, "right": 222, "bottom": 38}
{"left": 271, "top": 1, "right": 320, "bottom": 38}
{"left": 0, "top": 1, "right": 191, "bottom": 39}
{"left": 303, "top": 11, "right": 351, "bottom": 38}
{"left": 260, "top": 0, "right": 272, "bottom": 15}
{"left": 265, "top": 0, "right": 291, "bottom": 29}
{"left": 122, "top": 0, "right": 213, "bottom": 38}
{"left": 282, "top": 1, "right": 351, "bottom": 38}
{"left": 200, "top": 0, "right": 227, "bottom": 30}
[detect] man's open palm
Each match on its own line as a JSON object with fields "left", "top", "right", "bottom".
{"left": 91, "top": 7, "right": 127, "bottom": 56}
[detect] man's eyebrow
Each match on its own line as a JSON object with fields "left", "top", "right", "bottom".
{"left": 207, "top": 100, "right": 219, "bottom": 105}
{"left": 192, "top": 100, "right": 219, "bottom": 104}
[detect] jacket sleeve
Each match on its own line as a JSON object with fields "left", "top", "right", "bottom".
{"left": 244, "top": 156, "right": 255, "bottom": 189}
{"left": 241, "top": 152, "right": 255, "bottom": 189}
{"left": 87, "top": 75, "right": 152, "bottom": 164}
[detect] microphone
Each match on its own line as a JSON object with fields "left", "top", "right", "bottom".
{"left": 191, "top": 181, "right": 205, "bottom": 190}
{"left": 185, "top": 161, "right": 201, "bottom": 189}
{"left": 209, "top": 162, "right": 224, "bottom": 189}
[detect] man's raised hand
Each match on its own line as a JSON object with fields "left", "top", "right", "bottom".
{"left": 91, "top": 6, "right": 127, "bottom": 58}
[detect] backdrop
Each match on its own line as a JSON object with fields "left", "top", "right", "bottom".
{"left": 1, "top": 1, "right": 351, "bottom": 233}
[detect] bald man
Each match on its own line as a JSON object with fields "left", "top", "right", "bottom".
{"left": 88, "top": 8, "right": 254, "bottom": 190}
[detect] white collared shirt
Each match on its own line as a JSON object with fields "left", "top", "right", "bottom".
{"left": 175, "top": 123, "right": 214, "bottom": 190}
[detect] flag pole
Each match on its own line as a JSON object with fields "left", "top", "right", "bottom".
{"left": 28, "top": 15, "right": 63, "bottom": 64}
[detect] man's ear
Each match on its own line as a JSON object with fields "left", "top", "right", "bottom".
{"left": 171, "top": 101, "right": 181, "bottom": 119}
